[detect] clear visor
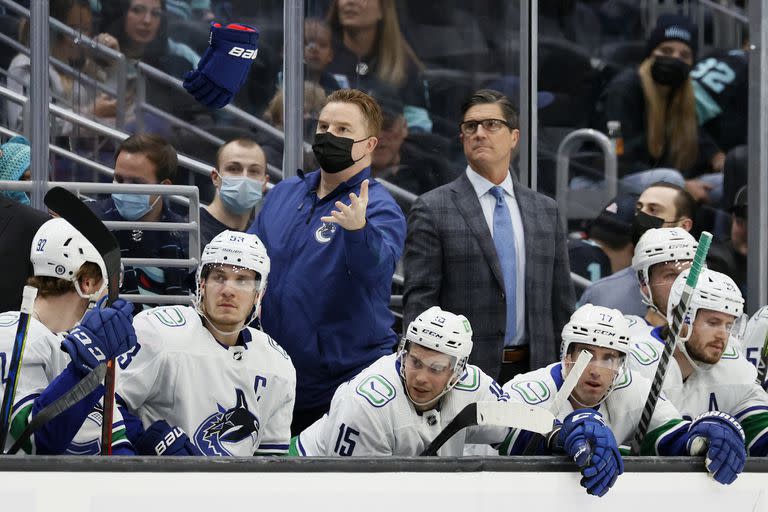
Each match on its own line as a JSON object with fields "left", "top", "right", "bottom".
{"left": 647, "top": 259, "right": 692, "bottom": 288}
{"left": 203, "top": 263, "right": 261, "bottom": 293}
{"left": 565, "top": 350, "right": 626, "bottom": 373}
{"left": 402, "top": 341, "right": 458, "bottom": 376}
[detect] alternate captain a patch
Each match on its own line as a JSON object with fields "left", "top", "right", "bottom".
{"left": 315, "top": 221, "right": 337, "bottom": 244}
{"left": 193, "top": 389, "right": 260, "bottom": 455}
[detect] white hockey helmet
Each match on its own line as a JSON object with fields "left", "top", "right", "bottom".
{"left": 195, "top": 230, "right": 270, "bottom": 324}
{"left": 560, "top": 304, "right": 630, "bottom": 406}
{"left": 561, "top": 304, "right": 631, "bottom": 357}
{"left": 667, "top": 269, "right": 744, "bottom": 335}
{"left": 398, "top": 307, "right": 473, "bottom": 405}
{"left": 30, "top": 218, "right": 108, "bottom": 300}
{"left": 632, "top": 227, "right": 698, "bottom": 310}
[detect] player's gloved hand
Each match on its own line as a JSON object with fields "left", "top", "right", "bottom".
{"left": 182, "top": 22, "right": 258, "bottom": 109}
{"left": 135, "top": 420, "right": 203, "bottom": 456}
{"left": 555, "top": 409, "right": 624, "bottom": 497}
{"left": 686, "top": 411, "right": 746, "bottom": 485}
{"left": 60, "top": 297, "right": 136, "bottom": 375}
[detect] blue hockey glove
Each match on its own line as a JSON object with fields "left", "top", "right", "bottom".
{"left": 686, "top": 411, "right": 746, "bottom": 485}
{"left": 61, "top": 298, "right": 136, "bottom": 376}
{"left": 135, "top": 420, "right": 203, "bottom": 456}
{"left": 557, "top": 410, "right": 624, "bottom": 497}
{"left": 183, "top": 22, "right": 258, "bottom": 109}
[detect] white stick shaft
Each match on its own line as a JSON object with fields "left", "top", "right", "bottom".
{"left": 553, "top": 350, "right": 593, "bottom": 416}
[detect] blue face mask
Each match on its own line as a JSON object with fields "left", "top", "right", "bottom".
{"left": 1, "top": 190, "right": 30, "bottom": 206}
{"left": 217, "top": 173, "right": 263, "bottom": 214}
{"left": 112, "top": 192, "right": 159, "bottom": 221}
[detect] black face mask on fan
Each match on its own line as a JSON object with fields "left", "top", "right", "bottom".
{"left": 651, "top": 56, "right": 691, "bottom": 88}
{"left": 312, "top": 132, "right": 370, "bottom": 174}
{"left": 632, "top": 211, "right": 665, "bottom": 246}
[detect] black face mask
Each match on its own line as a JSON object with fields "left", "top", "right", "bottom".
{"left": 651, "top": 56, "right": 691, "bottom": 88}
{"left": 632, "top": 211, "right": 665, "bottom": 246}
{"left": 312, "top": 132, "right": 369, "bottom": 174}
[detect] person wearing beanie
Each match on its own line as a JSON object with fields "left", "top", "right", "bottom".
{"left": 0, "top": 136, "right": 32, "bottom": 206}
{"left": 594, "top": 14, "right": 725, "bottom": 203}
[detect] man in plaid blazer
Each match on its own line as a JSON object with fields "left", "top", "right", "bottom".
{"left": 403, "top": 90, "right": 575, "bottom": 383}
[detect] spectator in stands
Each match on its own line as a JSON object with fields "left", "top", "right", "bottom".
{"left": 403, "top": 89, "right": 575, "bottom": 384}
{"left": 249, "top": 89, "right": 405, "bottom": 434}
{"left": 87, "top": 134, "right": 191, "bottom": 300}
{"left": 568, "top": 193, "right": 637, "bottom": 283}
{"left": 708, "top": 186, "right": 747, "bottom": 295}
{"left": 594, "top": 15, "right": 724, "bottom": 203}
{"left": 200, "top": 138, "right": 268, "bottom": 250}
{"left": 326, "top": 0, "right": 431, "bottom": 132}
{"left": 578, "top": 181, "right": 696, "bottom": 316}
{"left": 370, "top": 92, "right": 458, "bottom": 211}
{"left": 7, "top": 0, "right": 119, "bottom": 132}
{"left": 0, "top": 136, "right": 31, "bottom": 205}
{"left": 304, "top": 18, "right": 343, "bottom": 95}
{"left": 100, "top": 0, "right": 199, "bottom": 73}
{"left": 166, "top": 0, "right": 214, "bottom": 22}
{"left": 261, "top": 82, "right": 326, "bottom": 170}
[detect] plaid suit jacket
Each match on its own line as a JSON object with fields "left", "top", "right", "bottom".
{"left": 403, "top": 172, "right": 575, "bottom": 380}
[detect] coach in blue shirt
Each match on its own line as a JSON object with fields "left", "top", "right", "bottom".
{"left": 249, "top": 89, "right": 406, "bottom": 434}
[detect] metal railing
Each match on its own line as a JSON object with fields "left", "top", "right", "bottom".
{"left": 0, "top": 181, "right": 200, "bottom": 305}
{"left": 555, "top": 128, "right": 618, "bottom": 225}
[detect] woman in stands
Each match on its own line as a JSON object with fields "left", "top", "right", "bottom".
{"left": 6, "top": 0, "right": 118, "bottom": 131}
{"left": 326, "top": 0, "right": 431, "bottom": 132}
{"left": 595, "top": 15, "right": 725, "bottom": 203}
{"left": 99, "top": 0, "right": 199, "bottom": 77}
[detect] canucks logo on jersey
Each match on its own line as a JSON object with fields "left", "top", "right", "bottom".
{"left": 193, "top": 389, "right": 260, "bottom": 455}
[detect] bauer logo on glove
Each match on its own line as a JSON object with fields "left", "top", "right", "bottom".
{"left": 183, "top": 22, "right": 259, "bottom": 109}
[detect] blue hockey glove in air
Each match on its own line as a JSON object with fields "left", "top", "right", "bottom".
{"left": 557, "top": 409, "right": 624, "bottom": 497}
{"left": 61, "top": 297, "right": 136, "bottom": 376}
{"left": 135, "top": 420, "right": 203, "bottom": 456}
{"left": 183, "top": 22, "right": 259, "bottom": 109}
{"left": 686, "top": 411, "right": 746, "bottom": 485}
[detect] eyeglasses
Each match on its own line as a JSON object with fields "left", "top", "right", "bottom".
{"left": 459, "top": 118, "right": 511, "bottom": 136}
{"left": 129, "top": 4, "right": 164, "bottom": 19}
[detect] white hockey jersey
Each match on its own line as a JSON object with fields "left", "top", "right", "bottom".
{"left": 624, "top": 314, "right": 654, "bottom": 339}
{"left": 740, "top": 306, "right": 768, "bottom": 390}
{"left": 628, "top": 326, "right": 768, "bottom": 454}
{"left": 294, "top": 354, "right": 510, "bottom": 456}
{"left": 503, "top": 362, "right": 686, "bottom": 454}
{"left": 117, "top": 305, "right": 296, "bottom": 456}
{"left": 0, "top": 311, "right": 128, "bottom": 455}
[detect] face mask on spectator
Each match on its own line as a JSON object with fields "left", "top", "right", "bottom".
{"left": 651, "top": 56, "right": 690, "bottom": 88}
{"left": 312, "top": 132, "right": 369, "bottom": 173}
{"left": 631, "top": 211, "right": 665, "bottom": 246}
{"left": 113, "top": 192, "right": 160, "bottom": 220}
{"left": 217, "top": 171, "right": 263, "bottom": 213}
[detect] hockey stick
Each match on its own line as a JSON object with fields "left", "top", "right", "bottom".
{"left": 44, "top": 187, "right": 121, "bottom": 455}
{"left": 522, "top": 349, "right": 593, "bottom": 455}
{"left": 420, "top": 401, "right": 555, "bottom": 456}
{"left": 631, "top": 231, "right": 713, "bottom": 455}
{"left": 0, "top": 286, "right": 37, "bottom": 451}
{"left": 6, "top": 362, "right": 107, "bottom": 455}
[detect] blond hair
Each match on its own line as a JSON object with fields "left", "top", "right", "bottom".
{"left": 264, "top": 82, "right": 327, "bottom": 129}
{"left": 328, "top": 0, "right": 423, "bottom": 88}
{"left": 638, "top": 58, "right": 699, "bottom": 172}
{"left": 325, "top": 88, "right": 383, "bottom": 136}
{"left": 26, "top": 261, "right": 102, "bottom": 299}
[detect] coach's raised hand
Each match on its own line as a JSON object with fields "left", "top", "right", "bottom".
{"left": 321, "top": 179, "right": 369, "bottom": 231}
{"left": 183, "top": 22, "right": 259, "bottom": 109}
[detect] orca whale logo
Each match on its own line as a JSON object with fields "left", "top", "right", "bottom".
{"left": 315, "top": 221, "right": 336, "bottom": 244}
{"left": 193, "top": 389, "right": 260, "bottom": 455}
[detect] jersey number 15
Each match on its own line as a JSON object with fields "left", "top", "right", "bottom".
{"left": 334, "top": 423, "right": 360, "bottom": 456}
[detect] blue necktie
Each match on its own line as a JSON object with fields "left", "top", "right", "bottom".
{"left": 489, "top": 186, "right": 517, "bottom": 344}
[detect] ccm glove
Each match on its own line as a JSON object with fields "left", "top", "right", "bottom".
{"left": 183, "top": 22, "right": 258, "bottom": 109}
{"left": 555, "top": 409, "right": 624, "bottom": 497}
{"left": 686, "top": 411, "right": 746, "bottom": 485}
{"left": 60, "top": 297, "right": 136, "bottom": 375}
{"left": 135, "top": 420, "right": 203, "bottom": 456}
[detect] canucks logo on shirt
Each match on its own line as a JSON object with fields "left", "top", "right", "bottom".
{"left": 315, "top": 221, "right": 336, "bottom": 244}
{"left": 193, "top": 389, "right": 260, "bottom": 455}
